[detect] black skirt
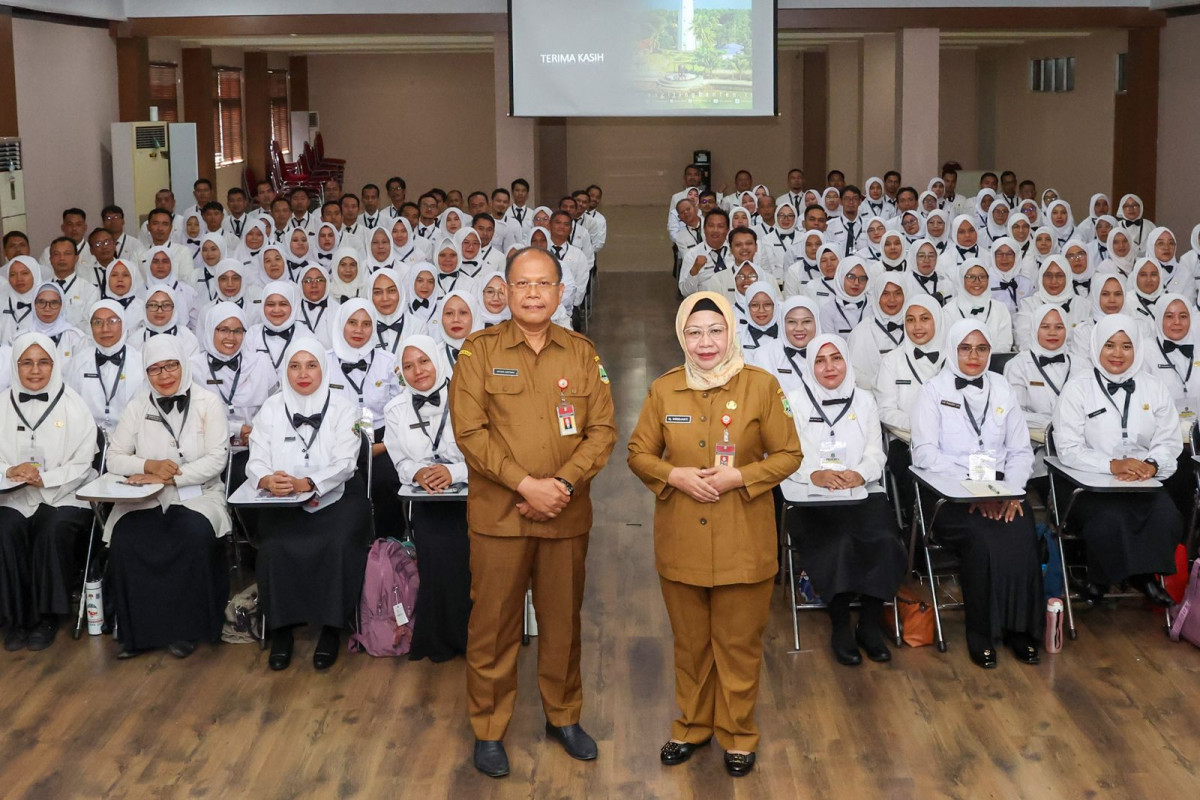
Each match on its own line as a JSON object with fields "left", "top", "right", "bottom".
{"left": 0, "top": 504, "right": 92, "bottom": 628}
{"left": 1067, "top": 490, "right": 1180, "bottom": 585}
{"left": 1159, "top": 451, "right": 1196, "bottom": 520}
{"left": 926, "top": 500, "right": 1044, "bottom": 648}
{"left": 408, "top": 499, "right": 471, "bottom": 662}
{"left": 371, "top": 427, "right": 405, "bottom": 540}
{"left": 255, "top": 482, "right": 372, "bottom": 631}
{"left": 790, "top": 492, "right": 907, "bottom": 600}
{"left": 108, "top": 505, "right": 229, "bottom": 650}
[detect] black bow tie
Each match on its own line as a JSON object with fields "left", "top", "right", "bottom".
{"left": 341, "top": 359, "right": 368, "bottom": 375}
{"left": 1164, "top": 340, "right": 1195, "bottom": 358}
{"left": 264, "top": 327, "right": 292, "bottom": 338}
{"left": 913, "top": 347, "right": 939, "bottom": 362}
{"left": 378, "top": 319, "right": 404, "bottom": 335}
{"left": 749, "top": 324, "right": 778, "bottom": 343}
{"left": 157, "top": 394, "right": 189, "bottom": 414}
{"left": 969, "top": 306, "right": 986, "bottom": 316}
{"left": 305, "top": 299, "right": 328, "bottom": 310}
{"left": 412, "top": 392, "right": 442, "bottom": 412}
{"left": 998, "top": 279, "right": 1017, "bottom": 291}
{"left": 16, "top": 301, "right": 30, "bottom": 310}
{"left": 884, "top": 320, "right": 903, "bottom": 332}
{"left": 821, "top": 397, "right": 850, "bottom": 406}
{"left": 438, "top": 271, "right": 459, "bottom": 282}
{"left": 1160, "top": 262, "right": 1176, "bottom": 274}
{"left": 291, "top": 411, "right": 323, "bottom": 429}
{"left": 411, "top": 298, "right": 429, "bottom": 311}
{"left": 955, "top": 376, "right": 984, "bottom": 390}
{"left": 96, "top": 348, "right": 124, "bottom": 367}
{"left": 1073, "top": 279, "right": 1091, "bottom": 292}
{"left": 18, "top": 392, "right": 48, "bottom": 403}
{"left": 957, "top": 245, "right": 978, "bottom": 257}
{"left": 784, "top": 346, "right": 806, "bottom": 360}
{"left": 916, "top": 273, "right": 938, "bottom": 287}
{"left": 1037, "top": 354, "right": 1066, "bottom": 366}
{"left": 209, "top": 355, "right": 240, "bottom": 372}
{"left": 884, "top": 264, "right": 905, "bottom": 272}
{"left": 779, "top": 232, "right": 794, "bottom": 243}
{"left": 1107, "top": 378, "right": 1135, "bottom": 395}
{"left": 317, "top": 252, "right": 332, "bottom": 261}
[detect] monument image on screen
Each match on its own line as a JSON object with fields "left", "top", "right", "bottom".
{"left": 509, "top": 0, "right": 776, "bottom": 117}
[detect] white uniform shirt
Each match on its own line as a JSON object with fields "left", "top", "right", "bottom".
{"left": 0, "top": 385, "right": 97, "bottom": 517}
{"left": 64, "top": 344, "right": 145, "bottom": 433}
{"left": 383, "top": 387, "right": 468, "bottom": 488}
{"left": 783, "top": 386, "right": 887, "bottom": 495}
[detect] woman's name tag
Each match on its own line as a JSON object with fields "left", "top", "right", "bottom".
{"left": 714, "top": 442, "right": 736, "bottom": 468}
{"left": 820, "top": 440, "right": 848, "bottom": 470}
{"left": 557, "top": 404, "right": 578, "bottom": 436}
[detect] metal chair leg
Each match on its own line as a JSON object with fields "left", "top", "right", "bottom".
{"left": 1057, "top": 534, "right": 1077, "bottom": 640}
{"left": 72, "top": 515, "right": 100, "bottom": 640}
{"left": 922, "top": 543, "right": 947, "bottom": 652}
{"left": 788, "top": 545, "right": 801, "bottom": 652}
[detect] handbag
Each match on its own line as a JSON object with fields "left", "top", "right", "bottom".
{"left": 1168, "top": 559, "right": 1200, "bottom": 649}
{"left": 889, "top": 584, "right": 935, "bottom": 648}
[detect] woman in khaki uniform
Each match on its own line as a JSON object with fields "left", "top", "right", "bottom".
{"left": 628, "top": 291, "right": 802, "bottom": 778}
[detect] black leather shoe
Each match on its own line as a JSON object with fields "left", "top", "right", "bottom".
{"left": 167, "top": 640, "right": 197, "bottom": 659}
{"left": 1005, "top": 633, "right": 1040, "bottom": 665}
{"left": 269, "top": 629, "right": 294, "bottom": 671}
{"left": 1084, "top": 582, "right": 1107, "bottom": 606}
{"left": 545, "top": 722, "right": 598, "bottom": 761}
{"left": 832, "top": 624, "right": 862, "bottom": 666}
{"left": 1139, "top": 580, "right": 1174, "bottom": 608}
{"left": 313, "top": 626, "right": 340, "bottom": 670}
{"left": 26, "top": 616, "right": 58, "bottom": 652}
{"left": 115, "top": 646, "right": 141, "bottom": 660}
{"left": 855, "top": 624, "right": 892, "bottom": 663}
{"left": 473, "top": 740, "right": 509, "bottom": 778}
{"left": 4, "top": 626, "right": 29, "bottom": 652}
{"left": 660, "top": 738, "right": 711, "bottom": 765}
{"left": 724, "top": 751, "right": 756, "bottom": 777}
{"left": 969, "top": 647, "right": 998, "bottom": 669}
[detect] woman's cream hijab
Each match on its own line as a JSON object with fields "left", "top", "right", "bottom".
{"left": 675, "top": 291, "right": 745, "bottom": 391}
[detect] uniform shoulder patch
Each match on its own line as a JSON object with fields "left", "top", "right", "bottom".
{"left": 781, "top": 396, "right": 793, "bottom": 418}
{"left": 598, "top": 362, "right": 610, "bottom": 384}
{"left": 459, "top": 349, "right": 472, "bottom": 358}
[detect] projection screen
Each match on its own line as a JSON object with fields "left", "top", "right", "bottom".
{"left": 509, "top": 0, "right": 777, "bottom": 117}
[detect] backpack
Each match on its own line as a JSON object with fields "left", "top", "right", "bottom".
{"left": 349, "top": 539, "right": 419, "bottom": 657}
{"left": 1168, "top": 558, "right": 1200, "bottom": 649}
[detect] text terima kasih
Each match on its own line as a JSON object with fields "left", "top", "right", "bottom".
{"left": 539, "top": 53, "right": 606, "bottom": 64}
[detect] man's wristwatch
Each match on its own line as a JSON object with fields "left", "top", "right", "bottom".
{"left": 1144, "top": 458, "right": 1159, "bottom": 475}
{"left": 554, "top": 477, "right": 575, "bottom": 496}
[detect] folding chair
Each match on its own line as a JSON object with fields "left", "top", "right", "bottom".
{"left": 909, "top": 465, "right": 1027, "bottom": 652}
{"left": 1043, "top": 424, "right": 1173, "bottom": 641}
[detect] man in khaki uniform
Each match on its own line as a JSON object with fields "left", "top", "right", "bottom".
{"left": 450, "top": 247, "right": 617, "bottom": 778}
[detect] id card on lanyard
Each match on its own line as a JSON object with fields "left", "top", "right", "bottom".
{"left": 1095, "top": 371, "right": 1137, "bottom": 458}
{"left": 803, "top": 383, "right": 854, "bottom": 470}
{"left": 962, "top": 389, "right": 997, "bottom": 481}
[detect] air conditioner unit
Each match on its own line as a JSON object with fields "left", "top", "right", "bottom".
{"left": 0, "top": 137, "right": 26, "bottom": 238}
{"left": 111, "top": 122, "right": 198, "bottom": 225}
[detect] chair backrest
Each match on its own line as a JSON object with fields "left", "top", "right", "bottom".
{"left": 1190, "top": 418, "right": 1200, "bottom": 456}
{"left": 1044, "top": 422, "right": 1057, "bottom": 457}
{"left": 989, "top": 350, "right": 1018, "bottom": 375}
{"left": 315, "top": 132, "right": 326, "bottom": 160}
{"left": 355, "top": 428, "right": 373, "bottom": 500}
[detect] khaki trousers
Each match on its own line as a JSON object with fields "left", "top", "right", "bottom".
{"left": 466, "top": 531, "right": 589, "bottom": 741}
{"left": 659, "top": 576, "right": 774, "bottom": 752}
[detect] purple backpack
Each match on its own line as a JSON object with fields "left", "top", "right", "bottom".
{"left": 349, "top": 539, "right": 419, "bottom": 657}
{"left": 1169, "top": 559, "right": 1200, "bottom": 649}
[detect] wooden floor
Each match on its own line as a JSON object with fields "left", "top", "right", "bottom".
{"left": 4, "top": 269, "right": 1200, "bottom": 799}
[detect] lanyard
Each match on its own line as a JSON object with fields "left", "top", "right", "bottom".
{"left": 415, "top": 388, "right": 450, "bottom": 453}
{"left": 301, "top": 301, "right": 327, "bottom": 332}
{"left": 259, "top": 327, "right": 292, "bottom": 369}
{"left": 783, "top": 347, "right": 806, "bottom": 377}
{"left": 875, "top": 319, "right": 903, "bottom": 347}
{"left": 377, "top": 324, "right": 403, "bottom": 353}
{"left": 802, "top": 382, "right": 855, "bottom": 436}
{"left": 10, "top": 385, "right": 65, "bottom": 435}
{"left": 208, "top": 361, "right": 242, "bottom": 407}
{"left": 1158, "top": 340, "right": 1194, "bottom": 389}
{"left": 834, "top": 300, "right": 862, "bottom": 332}
{"left": 961, "top": 388, "right": 991, "bottom": 447}
{"left": 1095, "top": 369, "right": 1134, "bottom": 438}
{"left": 904, "top": 353, "right": 928, "bottom": 385}
{"left": 95, "top": 351, "right": 125, "bottom": 412}
{"left": 153, "top": 391, "right": 191, "bottom": 457}
{"left": 1031, "top": 355, "right": 1068, "bottom": 397}
{"left": 284, "top": 391, "right": 332, "bottom": 462}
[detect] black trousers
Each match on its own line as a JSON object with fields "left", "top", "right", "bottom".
{"left": 0, "top": 504, "right": 91, "bottom": 628}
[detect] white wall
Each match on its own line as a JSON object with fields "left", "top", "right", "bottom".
{"left": 1156, "top": 12, "right": 1200, "bottom": 238}
{"left": 12, "top": 18, "right": 119, "bottom": 250}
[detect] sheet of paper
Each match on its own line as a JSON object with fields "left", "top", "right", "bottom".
{"left": 960, "top": 480, "right": 1017, "bottom": 497}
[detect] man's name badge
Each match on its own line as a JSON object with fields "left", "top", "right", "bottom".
{"left": 557, "top": 404, "right": 578, "bottom": 436}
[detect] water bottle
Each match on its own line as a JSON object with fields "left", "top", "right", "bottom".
{"left": 85, "top": 580, "right": 105, "bottom": 636}
{"left": 1045, "top": 597, "right": 1064, "bottom": 653}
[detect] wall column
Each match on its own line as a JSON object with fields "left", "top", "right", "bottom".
{"left": 288, "top": 55, "right": 308, "bottom": 109}
{"left": 182, "top": 46, "right": 215, "bottom": 183}
{"left": 860, "top": 33, "right": 896, "bottom": 181}
{"left": 493, "top": 35, "right": 536, "bottom": 192}
{"left": 116, "top": 35, "right": 150, "bottom": 122}
{"left": 895, "top": 28, "right": 940, "bottom": 186}
{"left": 1113, "top": 26, "right": 1159, "bottom": 219}
{"left": 243, "top": 51, "right": 269, "bottom": 182}
{"left": 0, "top": 8, "right": 18, "bottom": 137}
{"left": 802, "top": 49, "right": 828, "bottom": 187}
{"left": 826, "top": 41, "right": 861, "bottom": 184}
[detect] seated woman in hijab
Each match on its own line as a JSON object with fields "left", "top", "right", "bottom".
{"left": 946, "top": 258, "right": 1014, "bottom": 352}
{"left": 1145, "top": 226, "right": 1193, "bottom": 297}
{"left": 923, "top": 209, "right": 949, "bottom": 253}
{"left": 1004, "top": 304, "right": 1076, "bottom": 499}
{"left": 1116, "top": 194, "right": 1154, "bottom": 256}
{"left": 30, "top": 283, "right": 86, "bottom": 360}
{"left": 1006, "top": 213, "right": 1034, "bottom": 262}
{"left": 369, "top": 268, "right": 412, "bottom": 353}
{"left": 1043, "top": 200, "right": 1077, "bottom": 248}
{"left": 911, "top": 319, "right": 1042, "bottom": 669}
{"left": 140, "top": 286, "right": 201, "bottom": 358}
{"left": 105, "top": 335, "right": 231, "bottom": 660}
{"left": 1020, "top": 229, "right": 1059, "bottom": 283}
{"left": 432, "top": 236, "right": 480, "bottom": 306}
{"left": 738, "top": 280, "right": 781, "bottom": 353}
{"left": 1093, "top": 215, "right": 1118, "bottom": 262}
{"left": 847, "top": 272, "right": 907, "bottom": 389}
{"left": 0, "top": 256, "right": 40, "bottom": 340}
{"left": 248, "top": 281, "right": 300, "bottom": 372}
{"left": 455, "top": 227, "right": 487, "bottom": 279}
{"left": 747, "top": 296, "right": 819, "bottom": 394}
{"left": 1143, "top": 293, "right": 1200, "bottom": 516}
{"left": 365, "top": 227, "right": 400, "bottom": 274}
{"left": 897, "top": 210, "right": 925, "bottom": 245}
{"left": 819, "top": 257, "right": 870, "bottom": 335}
{"left": 784, "top": 230, "right": 826, "bottom": 297}
{"left": 383, "top": 334, "right": 470, "bottom": 662}
{"left": 246, "top": 337, "right": 372, "bottom": 671}
{"left": 181, "top": 212, "right": 204, "bottom": 262}
{"left": 782, "top": 334, "right": 906, "bottom": 666}
{"left": 988, "top": 237, "right": 1031, "bottom": 314}
{"left": 190, "top": 303, "right": 276, "bottom": 491}
{"left": 144, "top": 246, "right": 198, "bottom": 329}
{"left": 477, "top": 271, "right": 511, "bottom": 328}
{"left": 939, "top": 216, "right": 984, "bottom": 274}
{"left": 918, "top": 190, "right": 940, "bottom": 218}
{"left": 1075, "top": 194, "right": 1111, "bottom": 243}
{"left": 251, "top": 243, "right": 289, "bottom": 289}
{"left": 297, "top": 263, "right": 336, "bottom": 348}
{"left": 233, "top": 217, "right": 269, "bottom": 269}
{"left": 312, "top": 222, "right": 340, "bottom": 267}
{"left": 329, "top": 247, "right": 366, "bottom": 304}
{"left": 853, "top": 216, "right": 888, "bottom": 262}
{"left": 1124, "top": 257, "right": 1167, "bottom": 331}
{"left": 391, "top": 217, "right": 431, "bottom": 264}
{"left": 905, "top": 238, "right": 952, "bottom": 306}
{"left": 284, "top": 228, "right": 312, "bottom": 283}
{"left": 0, "top": 333, "right": 97, "bottom": 651}
{"left": 195, "top": 232, "right": 227, "bottom": 302}
{"left": 438, "top": 288, "right": 483, "bottom": 368}
{"left": 328, "top": 299, "right": 403, "bottom": 537}
{"left": 205, "top": 259, "right": 262, "bottom": 328}
{"left": 101, "top": 260, "right": 145, "bottom": 332}
{"left": 873, "top": 230, "right": 909, "bottom": 276}
{"left": 767, "top": 201, "right": 801, "bottom": 274}
{"left": 403, "top": 264, "right": 440, "bottom": 337}
{"left": 983, "top": 201, "right": 1009, "bottom": 248}
{"left": 1062, "top": 240, "right": 1098, "bottom": 300}
{"left": 1014, "top": 256, "right": 1081, "bottom": 350}
{"left": 1099, "top": 227, "right": 1137, "bottom": 277}
{"left": 64, "top": 300, "right": 145, "bottom": 434}
{"left": 1070, "top": 274, "right": 1128, "bottom": 361}
{"left": 1052, "top": 314, "right": 1179, "bottom": 609}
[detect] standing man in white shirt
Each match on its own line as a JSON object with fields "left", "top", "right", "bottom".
{"left": 138, "top": 189, "right": 177, "bottom": 246}
{"left": 825, "top": 186, "right": 867, "bottom": 256}
{"left": 339, "top": 193, "right": 367, "bottom": 255}
{"left": 666, "top": 164, "right": 706, "bottom": 238}
{"left": 248, "top": 180, "right": 276, "bottom": 223}
{"left": 222, "top": 188, "right": 252, "bottom": 240}
{"left": 775, "top": 169, "right": 807, "bottom": 218}
{"left": 39, "top": 208, "right": 95, "bottom": 270}
{"left": 100, "top": 205, "right": 146, "bottom": 264}
{"left": 382, "top": 176, "right": 408, "bottom": 221}
{"left": 671, "top": 198, "right": 704, "bottom": 254}
{"left": 287, "top": 188, "right": 318, "bottom": 237}
{"left": 359, "top": 183, "right": 384, "bottom": 230}
{"left": 414, "top": 193, "right": 441, "bottom": 240}
{"left": 719, "top": 170, "right": 754, "bottom": 211}
{"left": 572, "top": 189, "right": 606, "bottom": 253}
{"left": 506, "top": 178, "right": 533, "bottom": 235}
